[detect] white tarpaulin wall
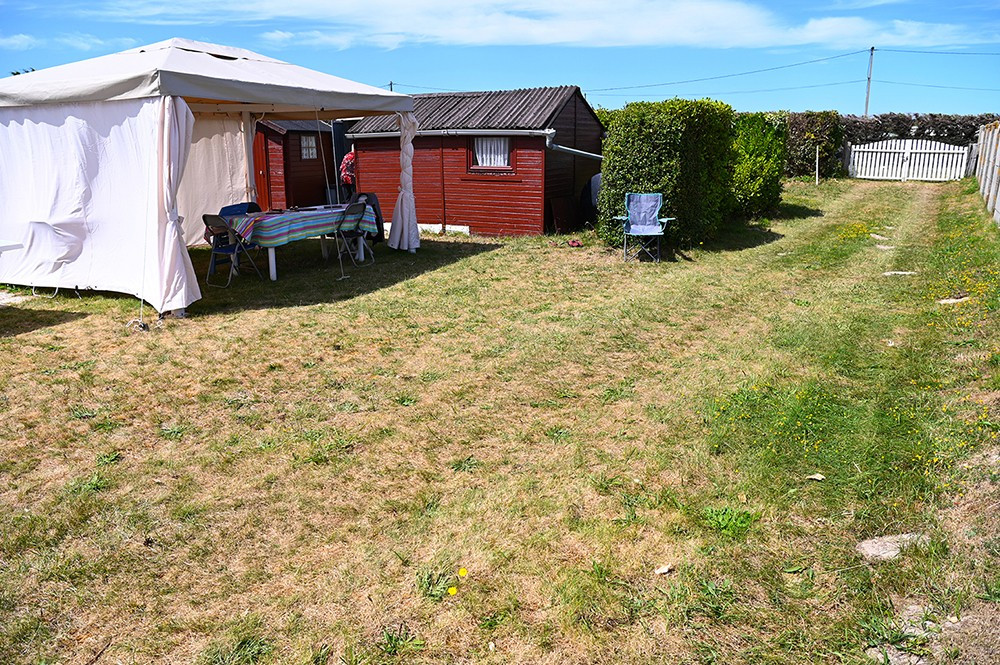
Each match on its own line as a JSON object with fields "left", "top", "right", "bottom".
{"left": 0, "top": 96, "right": 201, "bottom": 312}
{"left": 176, "top": 113, "right": 251, "bottom": 246}
{"left": 0, "top": 38, "right": 415, "bottom": 313}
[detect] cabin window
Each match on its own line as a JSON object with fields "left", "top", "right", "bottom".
{"left": 470, "top": 137, "right": 512, "bottom": 171}
{"left": 301, "top": 135, "right": 318, "bottom": 160}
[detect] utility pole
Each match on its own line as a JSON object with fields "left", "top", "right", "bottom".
{"left": 389, "top": 81, "right": 393, "bottom": 92}
{"left": 864, "top": 47, "right": 875, "bottom": 117}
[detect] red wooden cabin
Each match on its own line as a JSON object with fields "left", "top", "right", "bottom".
{"left": 253, "top": 120, "right": 345, "bottom": 211}
{"left": 347, "top": 86, "right": 603, "bottom": 236}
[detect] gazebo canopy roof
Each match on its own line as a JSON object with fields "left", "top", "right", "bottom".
{"left": 0, "top": 38, "right": 412, "bottom": 120}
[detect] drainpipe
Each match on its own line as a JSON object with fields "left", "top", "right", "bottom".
{"left": 541, "top": 129, "right": 603, "bottom": 161}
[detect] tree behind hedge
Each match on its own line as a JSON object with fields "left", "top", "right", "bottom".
{"left": 597, "top": 98, "right": 734, "bottom": 246}
{"left": 785, "top": 111, "right": 844, "bottom": 178}
{"left": 732, "top": 112, "right": 787, "bottom": 219}
{"left": 842, "top": 113, "right": 1000, "bottom": 146}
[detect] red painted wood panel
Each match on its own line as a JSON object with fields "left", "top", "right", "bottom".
{"left": 355, "top": 135, "right": 545, "bottom": 236}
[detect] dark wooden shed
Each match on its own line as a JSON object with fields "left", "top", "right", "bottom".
{"left": 346, "top": 86, "right": 603, "bottom": 236}
{"left": 253, "top": 120, "right": 347, "bottom": 211}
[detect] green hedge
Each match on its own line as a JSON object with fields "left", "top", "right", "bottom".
{"left": 842, "top": 113, "right": 1000, "bottom": 146}
{"left": 732, "top": 112, "right": 787, "bottom": 219}
{"left": 785, "top": 111, "right": 844, "bottom": 178}
{"left": 597, "top": 99, "right": 735, "bottom": 246}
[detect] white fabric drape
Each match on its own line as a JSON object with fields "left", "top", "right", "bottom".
{"left": 176, "top": 113, "right": 250, "bottom": 245}
{"left": 0, "top": 96, "right": 201, "bottom": 312}
{"left": 474, "top": 137, "right": 509, "bottom": 167}
{"left": 154, "top": 96, "right": 201, "bottom": 312}
{"left": 388, "top": 111, "right": 420, "bottom": 252}
{"left": 241, "top": 111, "right": 256, "bottom": 202}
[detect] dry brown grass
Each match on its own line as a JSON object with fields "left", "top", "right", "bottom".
{"left": 2, "top": 178, "right": 999, "bottom": 664}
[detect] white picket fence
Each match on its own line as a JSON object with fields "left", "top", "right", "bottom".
{"left": 846, "top": 139, "right": 971, "bottom": 182}
{"left": 976, "top": 122, "right": 1000, "bottom": 225}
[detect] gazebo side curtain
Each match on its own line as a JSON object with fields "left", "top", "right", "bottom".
{"left": 388, "top": 111, "right": 420, "bottom": 252}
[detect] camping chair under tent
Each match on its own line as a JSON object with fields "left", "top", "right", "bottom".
{"left": 202, "top": 213, "right": 263, "bottom": 287}
{"left": 615, "top": 193, "right": 674, "bottom": 263}
{"left": 327, "top": 202, "right": 375, "bottom": 279}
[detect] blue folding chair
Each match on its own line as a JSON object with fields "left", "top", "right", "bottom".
{"left": 614, "top": 193, "right": 674, "bottom": 262}
{"left": 202, "top": 214, "right": 263, "bottom": 287}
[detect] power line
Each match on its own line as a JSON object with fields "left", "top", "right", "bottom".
{"left": 389, "top": 82, "right": 465, "bottom": 92}
{"left": 879, "top": 48, "right": 1000, "bottom": 56}
{"left": 585, "top": 49, "right": 868, "bottom": 92}
{"left": 876, "top": 79, "right": 1000, "bottom": 92}
{"left": 588, "top": 79, "right": 866, "bottom": 98}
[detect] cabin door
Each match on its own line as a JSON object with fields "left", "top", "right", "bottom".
{"left": 252, "top": 130, "right": 271, "bottom": 211}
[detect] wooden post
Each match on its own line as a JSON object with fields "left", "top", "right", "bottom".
{"left": 901, "top": 139, "right": 912, "bottom": 182}
{"left": 815, "top": 146, "right": 820, "bottom": 185}
{"left": 864, "top": 47, "right": 874, "bottom": 117}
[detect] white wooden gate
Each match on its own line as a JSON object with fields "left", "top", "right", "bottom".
{"left": 846, "top": 139, "right": 970, "bottom": 182}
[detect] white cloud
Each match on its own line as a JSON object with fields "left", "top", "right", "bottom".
{"left": 828, "top": 0, "right": 908, "bottom": 8}
{"left": 0, "top": 33, "right": 41, "bottom": 50}
{"left": 70, "top": 0, "right": 998, "bottom": 49}
{"left": 54, "top": 34, "right": 137, "bottom": 51}
{"left": 0, "top": 32, "right": 137, "bottom": 52}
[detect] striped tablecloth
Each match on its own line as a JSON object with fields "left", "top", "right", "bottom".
{"left": 228, "top": 206, "right": 377, "bottom": 248}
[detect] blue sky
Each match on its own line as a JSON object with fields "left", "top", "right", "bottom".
{"left": 2, "top": 0, "right": 999, "bottom": 114}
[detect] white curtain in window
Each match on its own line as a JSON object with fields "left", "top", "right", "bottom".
{"left": 475, "top": 137, "right": 509, "bottom": 167}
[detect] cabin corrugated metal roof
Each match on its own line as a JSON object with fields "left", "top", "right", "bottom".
{"left": 260, "top": 119, "right": 335, "bottom": 134}
{"left": 348, "top": 86, "right": 579, "bottom": 134}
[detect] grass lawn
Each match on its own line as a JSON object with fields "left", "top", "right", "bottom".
{"left": 2, "top": 178, "right": 999, "bottom": 664}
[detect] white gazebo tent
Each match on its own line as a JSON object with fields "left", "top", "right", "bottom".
{"left": 0, "top": 38, "right": 418, "bottom": 314}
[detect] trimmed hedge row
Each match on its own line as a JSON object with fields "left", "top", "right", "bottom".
{"left": 842, "top": 113, "right": 1000, "bottom": 146}
{"left": 785, "top": 111, "right": 844, "bottom": 178}
{"left": 596, "top": 99, "right": 735, "bottom": 246}
{"left": 733, "top": 112, "right": 787, "bottom": 219}
{"left": 783, "top": 112, "right": 998, "bottom": 178}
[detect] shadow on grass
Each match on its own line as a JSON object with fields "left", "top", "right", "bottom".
{"left": 188, "top": 236, "right": 502, "bottom": 315}
{"left": 0, "top": 306, "right": 87, "bottom": 337}
{"left": 771, "top": 202, "right": 823, "bottom": 220}
{"left": 700, "top": 224, "right": 785, "bottom": 253}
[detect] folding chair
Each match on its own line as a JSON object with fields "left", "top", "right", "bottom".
{"left": 614, "top": 193, "right": 674, "bottom": 262}
{"left": 328, "top": 202, "right": 374, "bottom": 279}
{"left": 202, "top": 214, "right": 263, "bottom": 287}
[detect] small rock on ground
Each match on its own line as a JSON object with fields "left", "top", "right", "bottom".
{"left": 876, "top": 244, "right": 896, "bottom": 250}
{"left": 856, "top": 533, "right": 928, "bottom": 562}
{"left": 864, "top": 645, "right": 927, "bottom": 665}
{"left": 883, "top": 271, "right": 918, "bottom": 276}
{"left": 937, "top": 296, "right": 969, "bottom": 305}
{"left": 0, "top": 290, "right": 31, "bottom": 305}
{"left": 871, "top": 233, "right": 891, "bottom": 240}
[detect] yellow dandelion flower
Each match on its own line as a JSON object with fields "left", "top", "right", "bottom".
{"left": 458, "top": 568, "right": 468, "bottom": 578}
{"left": 448, "top": 586, "right": 458, "bottom": 596}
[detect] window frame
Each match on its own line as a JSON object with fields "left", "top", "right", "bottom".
{"left": 300, "top": 134, "right": 318, "bottom": 160}
{"left": 468, "top": 136, "right": 515, "bottom": 173}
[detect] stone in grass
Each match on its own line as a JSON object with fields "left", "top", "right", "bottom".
{"left": 936, "top": 296, "right": 969, "bottom": 305}
{"left": 871, "top": 233, "right": 891, "bottom": 241}
{"left": 883, "top": 271, "right": 918, "bottom": 276}
{"left": 864, "top": 644, "right": 927, "bottom": 665}
{"left": 856, "top": 533, "right": 928, "bottom": 562}
{"left": 0, "top": 290, "right": 31, "bottom": 306}
{"left": 876, "top": 244, "right": 896, "bottom": 251}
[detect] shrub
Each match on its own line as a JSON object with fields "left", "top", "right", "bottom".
{"left": 785, "top": 111, "right": 844, "bottom": 178}
{"left": 732, "top": 112, "right": 787, "bottom": 219}
{"left": 842, "top": 113, "right": 1000, "bottom": 146}
{"left": 597, "top": 98, "right": 735, "bottom": 246}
